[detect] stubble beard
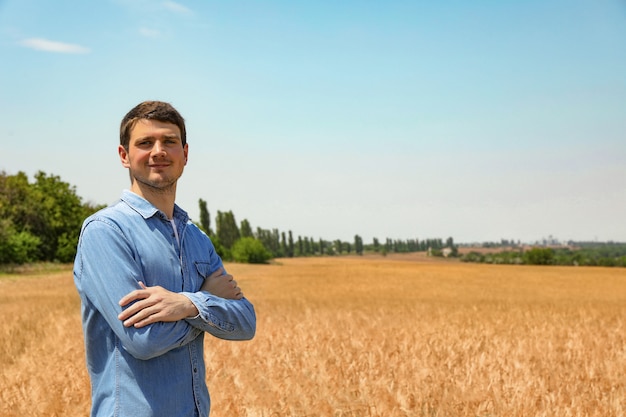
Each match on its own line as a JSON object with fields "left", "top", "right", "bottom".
{"left": 131, "top": 170, "right": 181, "bottom": 195}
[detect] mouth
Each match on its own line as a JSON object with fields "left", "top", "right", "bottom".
{"left": 149, "top": 163, "right": 170, "bottom": 169}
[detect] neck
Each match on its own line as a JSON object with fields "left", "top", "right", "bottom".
{"left": 130, "top": 181, "right": 177, "bottom": 219}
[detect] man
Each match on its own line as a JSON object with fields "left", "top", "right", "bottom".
{"left": 74, "top": 101, "right": 256, "bottom": 417}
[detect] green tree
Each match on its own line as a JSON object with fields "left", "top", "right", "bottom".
{"left": 255, "top": 227, "right": 281, "bottom": 257}
{"left": 523, "top": 248, "right": 555, "bottom": 265}
{"left": 311, "top": 237, "right": 319, "bottom": 255}
{"left": 372, "top": 237, "right": 380, "bottom": 252}
{"left": 445, "top": 236, "right": 459, "bottom": 257}
{"left": 288, "top": 231, "right": 294, "bottom": 257}
{"left": 32, "top": 171, "right": 92, "bottom": 261}
{"left": 0, "top": 170, "right": 101, "bottom": 263}
{"left": 210, "top": 235, "right": 230, "bottom": 261}
{"left": 281, "top": 232, "right": 287, "bottom": 258}
{"left": 0, "top": 172, "right": 34, "bottom": 229}
{"left": 297, "top": 236, "right": 304, "bottom": 256}
{"left": 334, "top": 240, "right": 343, "bottom": 255}
{"left": 240, "top": 219, "right": 253, "bottom": 238}
{"left": 198, "top": 198, "right": 212, "bottom": 235}
{"left": 354, "top": 235, "right": 364, "bottom": 255}
{"left": 216, "top": 210, "right": 240, "bottom": 249}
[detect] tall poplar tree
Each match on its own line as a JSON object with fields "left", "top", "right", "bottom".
{"left": 288, "top": 230, "right": 295, "bottom": 257}
{"left": 216, "top": 210, "right": 240, "bottom": 249}
{"left": 281, "top": 232, "right": 287, "bottom": 257}
{"left": 240, "top": 219, "right": 253, "bottom": 238}
{"left": 297, "top": 236, "right": 304, "bottom": 256}
{"left": 354, "top": 234, "right": 364, "bottom": 255}
{"left": 198, "top": 198, "right": 212, "bottom": 235}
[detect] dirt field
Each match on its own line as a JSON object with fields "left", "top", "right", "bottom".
{"left": 1, "top": 257, "right": 625, "bottom": 417}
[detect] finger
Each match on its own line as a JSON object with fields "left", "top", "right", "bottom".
{"left": 123, "top": 305, "right": 157, "bottom": 327}
{"left": 133, "top": 318, "right": 152, "bottom": 328}
{"left": 118, "top": 290, "right": 156, "bottom": 320}
{"left": 129, "top": 311, "right": 156, "bottom": 328}
{"left": 125, "top": 313, "right": 149, "bottom": 328}
{"left": 119, "top": 290, "right": 144, "bottom": 307}
{"left": 118, "top": 300, "right": 146, "bottom": 321}
{"left": 118, "top": 284, "right": 149, "bottom": 306}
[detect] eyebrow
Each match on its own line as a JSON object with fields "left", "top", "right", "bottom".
{"left": 134, "top": 133, "right": 181, "bottom": 141}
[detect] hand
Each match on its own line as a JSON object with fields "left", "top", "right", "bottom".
{"left": 118, "top": 282, "right": 199, "bottom": 328}
{"left": 200, "top": 267, "right": 243, "bottom": 300}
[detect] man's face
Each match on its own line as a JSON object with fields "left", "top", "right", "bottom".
{"left": 119, "top": 119, "right": 188, "bottom": 193}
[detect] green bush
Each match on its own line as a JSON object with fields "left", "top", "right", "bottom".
{"left": 461, "top": 251, "right": 484, "bottom": 263}
{"left": 523, "top": 248, "right": 555, "bottom": 265}
{"left": 231, "top": 237, "right": 271, "bottom": 264}
{"left": 55, "top": 232, "right": 78, "bottom": 263}
{"left": 6, "top": 231, "right": 41, "bottom": 264}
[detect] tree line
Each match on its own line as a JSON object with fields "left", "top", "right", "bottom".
{"left": 197, "top": 199, "right": 455, "bottom": 263}
{"left": 6, "top": 170, "right": 624, "bottom": 268}
{"left": 0, "top": 171, "right": 456, "bottom": 265}
{"left": 461, "top": 243, "right": 626, "bottom": 267}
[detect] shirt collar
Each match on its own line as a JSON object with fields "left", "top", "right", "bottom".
{"left": 120, "top": 190, "right": 189, "bottom": 223}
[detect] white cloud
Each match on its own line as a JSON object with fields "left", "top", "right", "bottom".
{"left": 163, "top": 1, "right": 192, "bottom": 14}
{"left": 139, "top": 27, "right": 160, "bottom": 38}
{"left": 19, "top": 38, "right": 90, "bottom": 54}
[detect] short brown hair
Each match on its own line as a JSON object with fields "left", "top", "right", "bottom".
{"left": 120, "top": 101, "right": 186, "bottom": 150}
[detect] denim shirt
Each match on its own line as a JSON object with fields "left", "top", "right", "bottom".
{"left": 74, "top": 190, "right": 256, "bottom": 417}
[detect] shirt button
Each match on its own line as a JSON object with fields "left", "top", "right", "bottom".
{"left": 193, "top": 368, "right": 198, "bottom": 373}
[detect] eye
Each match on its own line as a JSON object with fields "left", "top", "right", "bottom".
{"left": 164, "top": 136, "right": 179, "bottom": 144}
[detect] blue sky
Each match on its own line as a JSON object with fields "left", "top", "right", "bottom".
{"left": 1, "top": 0, "right": 625, "bottom": 244}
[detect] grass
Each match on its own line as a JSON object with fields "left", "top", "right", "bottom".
{"left": 1, "top": 257, "right": 624, "bottom": 416}
{"left": 0, "top": 262, "right": 73, "bottom": 278}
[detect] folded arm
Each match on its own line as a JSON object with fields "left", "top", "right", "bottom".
{"left": 114, "top": 251, "right": 255, "bottom": 341}
{"left": 183, "top": 266, "right": 255, "bottom": 340}
{"left": 117, "top": 281, "right": 200, "bottom": 328}
{"left": 76, "top": 219, "right": 202, "bottom": 360}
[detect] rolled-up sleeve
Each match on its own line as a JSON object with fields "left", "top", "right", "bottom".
{"left": 183, "top": 292, "right": 256, "bottom": 340}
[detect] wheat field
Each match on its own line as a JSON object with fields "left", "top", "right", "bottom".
{"left": 1, "top": 256, "right": 625, "bottom": 417}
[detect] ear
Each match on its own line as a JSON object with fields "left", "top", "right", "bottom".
{"left": 183, "top": 143, "right": 189, "bottom": 165}
{"left": 119, "top": 145, "right": 131, "bottom": 168}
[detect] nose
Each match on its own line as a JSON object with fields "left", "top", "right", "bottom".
{"left": 151, "top": 141, "right": 166, "bottom": 157}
